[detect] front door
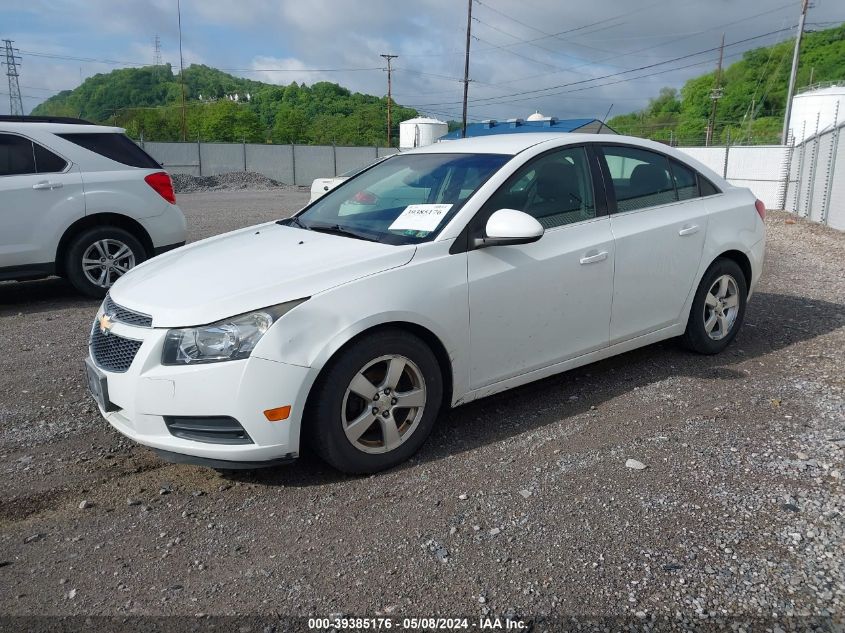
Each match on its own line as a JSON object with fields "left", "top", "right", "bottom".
{"left": 467, "top": 145, "right": 614, "bottom": 389}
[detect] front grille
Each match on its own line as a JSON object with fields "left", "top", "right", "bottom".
{"left": 90, "top": 327, "right": 143, "bottom": 373}
{"left": 104, "top": 294, "right": 152, "bottom": 328}
{"left": 164, "top": 416, "right": 254, "bottom": 445}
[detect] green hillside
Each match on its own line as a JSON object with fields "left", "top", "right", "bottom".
{"left": 608, "top": 23, "right": 845, "bottom": 144}
{"left": 32, "top": 64, "right": 418, "bottom": 146}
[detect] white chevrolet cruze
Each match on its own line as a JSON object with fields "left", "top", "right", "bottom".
{"left": 86, "top": 133, "right": 766, "bottom": 474}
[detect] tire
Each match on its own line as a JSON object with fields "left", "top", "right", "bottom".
{"left": 64, "top": 226, "right": 147, "bottom": 298}
{"left": 682, "top": 258, "right": 748, "bottom": 355}
{"left": 305, "top": 329, "right": 443, "bottom": 475}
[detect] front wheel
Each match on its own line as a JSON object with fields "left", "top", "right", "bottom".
{"left": 682, "top": 258, "right": 748, "bottom": 354}
{"left": 64, "top": 226, "right": 146, "bottom": 298}
{"left": 306, "top": 329, "right": 443, "bottom": 474}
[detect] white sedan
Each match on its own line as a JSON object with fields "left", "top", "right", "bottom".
{"left": 86, "top": 133, "right": 766, "bottom": 474}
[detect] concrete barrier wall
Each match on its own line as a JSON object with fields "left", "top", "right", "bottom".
{"left": 678, "top": 145, "right": 789, "bottom": 210}
{"left": 141, "top": 141, "right": 398, "bottom": 186}
{"left": 142, "top": 138, "right": 841, "bottom": 230}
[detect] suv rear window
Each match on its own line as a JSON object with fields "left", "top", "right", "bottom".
{"left": 57, "top": 133, "right": 160, "bottom": 169}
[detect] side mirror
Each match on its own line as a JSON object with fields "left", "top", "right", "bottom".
{"left": 472, "top": 209, "right": 544, "bottom": 249}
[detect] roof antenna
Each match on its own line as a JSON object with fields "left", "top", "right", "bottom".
{"left": 596, "top": 103, "right": 614, "bottom": 134}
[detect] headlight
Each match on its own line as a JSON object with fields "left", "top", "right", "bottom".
{"left": 161, "top": 300, "right": 305, "bottom": 365}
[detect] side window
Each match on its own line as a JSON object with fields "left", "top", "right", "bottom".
{"left": 484, "top": 146, "right": 596, "bottom": 230}
{"left": 0, "top": 133, "right": 36, "bottom": 176}
{"left": 57, "top": 133, "right": 161, "bottom": 169}
{"left": 670, "top": 159, "right": 699, "bottom": 200}
{"left": 699, "top": 176, "right": 721, "bottom": 197}
{"left": 600, "top": 146, "right": 676, "bottom": 212}
{"left": 33, "top": 143, "right": 68, "bottom": 173}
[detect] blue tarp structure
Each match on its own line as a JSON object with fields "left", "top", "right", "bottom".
{"left": 440, "top": 117, "right": 617, "bottom": 139}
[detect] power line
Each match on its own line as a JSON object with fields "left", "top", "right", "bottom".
{"left": 405, "top": 25, "right": 796, "bottom": 109}
{"left": 464, "top": 48, "right": 750, "bottom": 110}
{"left": 468, "top": 1, "right": 796, "bottom": 89}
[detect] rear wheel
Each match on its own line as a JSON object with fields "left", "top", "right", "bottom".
{"left": 64, "top": 226, "right": 146, "bottom": 298}
{"left": 682, "top": 258, "right": 747, "bottom": 354}
{"left": 306, "top": 329, "right": 443, "bottom": 474}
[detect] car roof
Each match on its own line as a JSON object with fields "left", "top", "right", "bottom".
{"left": 0, "top": 121, "right": 126, "bottom": 134}
{"left": 401, "top": 132, "right": 729, "bottom": 187}
{"left": 408, "top": 133, "right": 565, "bottom": 155}
{"left": 408, "top": 132, "right": 677, "bottom": 155}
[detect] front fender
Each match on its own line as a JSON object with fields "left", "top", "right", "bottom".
{"left": 252, "top": 240, "right": 470, "bottom": 407}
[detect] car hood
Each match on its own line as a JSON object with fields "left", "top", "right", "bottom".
{"left": 109, "top": 222, "right": 416, "bottom": 327}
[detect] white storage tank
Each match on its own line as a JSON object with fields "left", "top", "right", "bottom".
{"left": 789, "top": 84, "right": 845, "bottom": 143}
{"left": 399, "top": 117, "right": 448, "bottom": 149}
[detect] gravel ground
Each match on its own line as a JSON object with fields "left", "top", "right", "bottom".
{"left": 0, "top": 196, "right": 842, "bottom": 631}
{"left": 171, "top": 171, "right": 302, "bottom": 194}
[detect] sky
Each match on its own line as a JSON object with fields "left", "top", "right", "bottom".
{"left": 1, "top": 0, "right": 843, "bottom": 122}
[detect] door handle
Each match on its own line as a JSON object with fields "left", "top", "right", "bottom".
{"left": 678, "top": 224, "right": 699, "bottom": 236}
{"left": 580, "top": 250, "right": 608, "bottom": 265}
{"left": 32, "top": 181, "right": 63, "bottom": 190}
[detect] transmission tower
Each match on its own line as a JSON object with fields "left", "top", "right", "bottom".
{"left": 153, "top": 34, "right": 162, "bottom": 66}
{"left": 2, "top": 39, "right": 23, "bottom": 116}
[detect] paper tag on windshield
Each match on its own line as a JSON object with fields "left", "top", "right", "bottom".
{"left": 388, "top": 204, "right": 453, "bottom": 233}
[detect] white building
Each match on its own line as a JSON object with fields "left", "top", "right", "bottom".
{"left": 399, "top": 117, "right": 449, "bottom": 149}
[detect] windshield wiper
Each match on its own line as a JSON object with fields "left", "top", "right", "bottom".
{"left": 305, "top": 223, "right": 378, "bottom": 242}
{"left": 277, "top": 215, "right": 309, "bottom": 230}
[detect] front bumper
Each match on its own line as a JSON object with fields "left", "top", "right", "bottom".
{"left": 88, "top": 317, "right": 312, "bottom": 466}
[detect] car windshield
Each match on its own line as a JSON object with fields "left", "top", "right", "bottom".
{"left": 286, "top": 153, "right": 509, "bottom": 244}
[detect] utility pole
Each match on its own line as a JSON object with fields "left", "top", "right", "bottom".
{"left": 782, "top": 0, "right": 810, "bottom": 144}
{"left": 177, "top": 0, "right": 188, "bottom": 141}
{"left": 461, "top": 0, "right": 473, "bottom": 138}
{"left": 705, "top": 34, "right": 725, "bottom": 147}
{"left": 380, "top": 54, "right": 398, "bottom": 147}
{"left": 2, "top": 40, "right": 23, "bottom": 116}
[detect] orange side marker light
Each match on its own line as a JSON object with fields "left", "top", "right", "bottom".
{"left": 264, "top": 405, "right": 291, "bottom": 422}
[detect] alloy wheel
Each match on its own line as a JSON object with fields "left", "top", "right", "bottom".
{"left": 703, "top": 274, "right": 739, "bottom": 340}
{"left": 82, "top": 239, "right": 136, "bottom": 288}
{"left": 341, "top": 354, "right": 427, "bottom": 454}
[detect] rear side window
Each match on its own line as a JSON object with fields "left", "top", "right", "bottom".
{"left": 0, "top": 133, "right": 36, "bottom": 175}
{"left": 57, "top": 133, "right": 160, "bottom": 168}
{"left": 33, "top": 143, "right": 68, "bottom": 173}
{"left": 600, "top": 145, "right": 676, "bottom": 212}
{"left": 670, "top": 159, "right": 699, "bottom": 200}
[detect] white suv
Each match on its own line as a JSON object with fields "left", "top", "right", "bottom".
{"left": 0, "top": 116, "right": 187, "bottom": 297}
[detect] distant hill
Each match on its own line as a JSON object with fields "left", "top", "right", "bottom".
{"left": 607, "top": 23, "right": 845, "bottom": 145}
{"left": 32, "top": 64, "right": 418, "bottom": 146}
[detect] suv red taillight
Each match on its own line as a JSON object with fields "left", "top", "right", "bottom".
{"left": 144, "top": 171, "right": 176, "bottom": 204}
{"left": 754, "top": 199, "right": 766, "bottom": 221}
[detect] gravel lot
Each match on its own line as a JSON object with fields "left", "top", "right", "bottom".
{"left": 0, "top": 191, "right": 842, "bottom": 630}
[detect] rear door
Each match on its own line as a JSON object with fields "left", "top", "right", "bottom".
{"left": 0, "top": 132, "right": 85, "bottom": 269}
{"left": 597, "top": 144, "right": 710, "bottom": 343}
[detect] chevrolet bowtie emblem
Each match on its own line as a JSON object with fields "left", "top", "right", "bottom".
{"left": 98, "top": 313, "right": 114, "bottom": 335}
